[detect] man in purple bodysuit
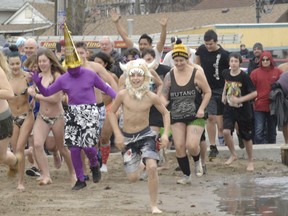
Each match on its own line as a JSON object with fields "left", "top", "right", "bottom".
{"left": 31, "top": 65, "right": 116, "bottom": 190}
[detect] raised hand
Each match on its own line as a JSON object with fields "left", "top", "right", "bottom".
{"left": 158, "top": 14, "right": 168, "bottom": 27}
{"left": 30, "top": 72, "right": 42, "bottom": 84}
{"left": 110, "top": 9, "right": 121, "bottom": 23}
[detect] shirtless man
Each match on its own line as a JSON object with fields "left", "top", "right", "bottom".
{"left": 109, "top": 59, "right": 170, "bottom": 214}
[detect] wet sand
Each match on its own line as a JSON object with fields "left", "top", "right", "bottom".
{"left": 0, "top": 149, "right": 287, "bottom": 216}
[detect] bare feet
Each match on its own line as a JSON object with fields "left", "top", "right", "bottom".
{"left": 151, "top": 206, "right": 162, "bottom": 214}
{"left": 53, "top": 152, "right": 62, "bottom": 169}
{"left": 70, "top": 175, "right": 77, "bottom": 187}
{"left": 224, "top": 155, "right": 237, "bottom": 165}
{"left": 36, "top": 176, "right": 43, "bottom": 181}
{"left": 246, "top": 162, "right": 254, "bottom": 172}
{"left": 17, "top": 184, "right": 25, "bottom": 192}
{"left": 39, "top": 178, "right": 52, "bottom": 185}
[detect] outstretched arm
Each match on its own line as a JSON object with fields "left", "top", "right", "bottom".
{"left": 110, "top": 9, "right": 133, "bottom": 48}
{"left": 156, "top": 14, "right": 168, "bottom": 53}
{"left": 30, "top": 72, "right": 62, "bottom": 97}
{"left": 91, "top": 62, "right": 118, "bottom": 92}
{"left": 109, "top": 91, "right": 125, "bottom": 151}
{"left": 93, "top": 71, "right": 117, "bottom": 99}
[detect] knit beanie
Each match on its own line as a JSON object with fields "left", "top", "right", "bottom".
{"left": 172, "top": 43, "right": 188, "bottom": 59}
{"left": 15, "top": 37, "right": 26, "bottom": 47}
{"left": 253, "top": 42, "right": 263, "bottom": 51}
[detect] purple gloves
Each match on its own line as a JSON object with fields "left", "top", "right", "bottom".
{"left": 30, "top": 72, "right": 42, "bottom": 84}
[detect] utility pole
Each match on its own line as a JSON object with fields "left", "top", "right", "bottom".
{"left": 255, "top": 0, "right": 261, "bottom": 23}
{"left": 55, "top": 0, "right": 67, "bottom": 35}
{"left": 135, "top": 0, "right": 141, "bottom": 15}
{"left": 255, "top": 0, "right": 276, "bottom": 23}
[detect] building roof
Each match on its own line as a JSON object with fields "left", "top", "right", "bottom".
{"left": 2, "top": 1, "right": 288, "bottom": 37}
{"left": 192, "top": 0, "right": 255, "bottom": 10}
{"left": 0, "top": 2, "right": 54, "bottom": 34}
{"left": 0, "top": 0, "right": 49, "bottom": 11}
{"left": 41, "top": 3, "right": 288, "bottom": 36}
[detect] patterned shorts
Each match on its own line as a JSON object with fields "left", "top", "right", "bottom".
{"left": 65, "top": 104, "right": 100, "bottom": 148}
{"left": 0, "top": 109, "right": 13, "bottom": 140}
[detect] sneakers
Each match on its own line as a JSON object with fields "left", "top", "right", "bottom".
{"left": 208, "top": 145, "right": 219, "bottom": 159}
{"left": 91, "top": 165, "right": 101, "bottom": 183}
{"left": 195, "top": 160, "right": 203, "bottom": 177}
{"left": 175, "top": 166, "right": 181, "bottom": 171}
{"left": 177, "top": 175, "right": 191, "bottom": 185}
{"left": 100, "top": 164, "right": 108, "bottom": 173}
{"left": 25, "top": 166, "right": 41, "bottom": 177}
{"left": 237, "top": 133, "right": 245, "bottom": 149}
{"left": 72, "top": 179, "right": 86, "bottom": 190}
{"left": 84, "top": 175, "right": 90, "bottom": 181}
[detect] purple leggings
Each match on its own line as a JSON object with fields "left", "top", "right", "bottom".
{"left": 70, "top": 146, "right": 98, "bottom": 182}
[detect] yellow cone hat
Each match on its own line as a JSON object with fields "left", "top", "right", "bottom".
{"left": 63, "top": 23, "right": 82, "bottom": 68}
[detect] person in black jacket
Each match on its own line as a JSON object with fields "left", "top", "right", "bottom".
{"left": 247, "top": 42, "right": 263, "bottom": 75}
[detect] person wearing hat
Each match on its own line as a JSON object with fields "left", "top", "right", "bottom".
{"left": 250, "top": 51, "right": 282, "bottom": 144}
{"left": 30, "top": 23, "right": 117, "bottom": 190}
{"left": 162, "top": 36, "right": 196, "bottom": 67}
{"left": 161, "top": 42, "right": 211, "bottom": 184}
{"left": 15, "top": 37, "right": 26, "bottom": 59}
{"left": 247, "top": 42, "right": 263, "bottom": 75}
{"left": 239, "top": 44, "right": 249, "bottom": 59}
{"left": 109, "top": 58, "right": 170, "bottom": 214}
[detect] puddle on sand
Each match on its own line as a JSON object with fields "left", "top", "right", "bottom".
{"left": 215, "top": 176, "right": 288, "bottom": 216}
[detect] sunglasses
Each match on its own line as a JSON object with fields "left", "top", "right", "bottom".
{"left": 262, "top": 58, "right": 270, "bottom": 62}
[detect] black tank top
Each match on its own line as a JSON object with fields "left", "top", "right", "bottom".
{"left": 169, "top": 68, "right": 202, "bottom": 124}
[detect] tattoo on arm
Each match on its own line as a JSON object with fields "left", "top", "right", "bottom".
{"left": 162, "top": 73, "right": 171, "bottom": 98}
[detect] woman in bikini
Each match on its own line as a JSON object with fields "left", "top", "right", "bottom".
{"left": 6, "top": 45, "right": 35, "bottom": 191}
{"left": 0, "top": 51, "right": 21, "bottom": 179}
{"left": 27, "top": 48, "right": 76, "bottom": 186}
{"left": 24, "top": 55, "right": 62, "bottom": 171}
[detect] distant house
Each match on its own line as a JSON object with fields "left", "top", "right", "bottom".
{"left": 0, "top": 0, "right": 54, "bottom": 40}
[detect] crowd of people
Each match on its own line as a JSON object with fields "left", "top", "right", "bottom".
{"left": 1, "top": 10, "right": 288, "bottom": 214}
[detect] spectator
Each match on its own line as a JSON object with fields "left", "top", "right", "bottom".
{"left": 15, "top": 37, "right": 26, "bottom": 59}
{"left": 239, "top": 44, "right": 249, "bottom": 58}
{"left": 247, "top": 42, "right": 263, "bottom": 75}
{"left": 250, "top": 51, "right": 283, "bottom": 144}
{"left": 99, "top": 36, "right": 123, "bottom": 78}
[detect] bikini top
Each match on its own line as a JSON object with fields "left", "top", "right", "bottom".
{"left": 13, "top": 76, "right": 30, "bottom": 97}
